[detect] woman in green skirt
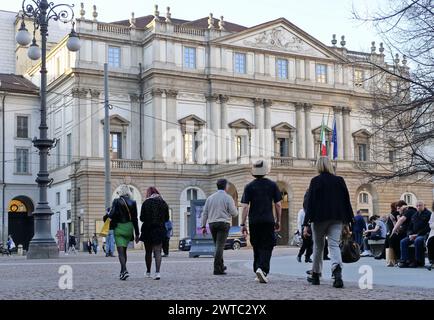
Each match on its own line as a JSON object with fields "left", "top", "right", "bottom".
{"left": 108, "top": 185, "right": 140, "bottom": 280}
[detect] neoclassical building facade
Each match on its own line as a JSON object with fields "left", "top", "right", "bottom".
{"left": 23, "top": 5, "right": 433, "bottom": 248}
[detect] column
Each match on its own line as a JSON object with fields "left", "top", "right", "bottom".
{"left": 342, "top": 107, "right": 352, "bottom": 160}
{"left": 90, "top": 89, "right": 100, "bottom": 157}
{"left": 304, "top": 103, "right": 313, "bottom": 159}
{"left": 165, "top": 89, "right": 178, "bottom": 162}
{"left": 263, "top": 99, "right": 272, "bottom": 158}
{"left": 295, "top": 102, "right": 305, "bottom": 159}
{"left": 333, "top": 106, "right": 344, "bottom": 160}
{"left": 130, "top": 94, "right": 140, "bottom": 160}
{"left": 220, "top": 95, "right": 229, "bottom": 163}
{"left": 206, "top": 94, "right": 219, "bottom": 164}
{"left": 151, "top": 88, "right": 164, "bottom": 161}
{"left": 253, "top": 98, "right": 264, "bottom": 158}
{"left": 72, "top": 87, "right": 88, "bottom": 160}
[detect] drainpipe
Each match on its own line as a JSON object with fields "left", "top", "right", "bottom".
{"left": 1, "top": 94, "right": 6, "bottom": 243}
{"left": 139, "top": 63, "right": 144, "bottom": 160}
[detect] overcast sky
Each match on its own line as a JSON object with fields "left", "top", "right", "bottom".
{"left": 3, "top": 0, "right": 390, "bottom": 53}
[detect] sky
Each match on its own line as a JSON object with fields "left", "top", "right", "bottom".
{"left": 2, "top": 0, "right": 391, "bottom": 53}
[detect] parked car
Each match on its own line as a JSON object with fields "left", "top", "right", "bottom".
{"left": 179, "top": 226, "right": 247, "bottom": 251}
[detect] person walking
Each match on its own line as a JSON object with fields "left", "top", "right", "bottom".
{"left": 6, "top": 235, "right": 15, "bottom": 256}
{"left": 108, "top": 184, "right": 140, "bottom": 280}
{"left": 240, "top": 160, "right": 282, "bottom": 284}
{"left": 303, "top": 156, "right": 354, "bottom": 288}
{"left": 425, "top": 201, "right": 434, "bottom": 271}
{"left": 86, "top": 238, "right": 92, "bottom": 254}
{"left": 353, "top": 210, "right": 367, "bottom": 250}
{"left": 162, "top": 219, "right": 173, "bottom": 257}
{"left": 296, "top": 207, "right": 313, "bottom": 263}
{"left": 67, "top": 234, "right": 77, "bottom": 255}
{"left": 103, "top": 207, "right": 116, "bottom": 257}
{"left": 139, "top": 187, "right": 169, "bottom": 280}
{"left": 201, "top": 179, "right": 239, "bottom": 275}
{"left": 92, "top": 234, "right": 99, "bottom": 254}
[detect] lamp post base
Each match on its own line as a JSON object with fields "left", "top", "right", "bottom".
{"left": 27, "top": 240, "right": 59, "bottom": 259}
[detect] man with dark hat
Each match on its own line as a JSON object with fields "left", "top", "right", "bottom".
{"left": 240, "top": 160, "right": 282, "bottom": 284}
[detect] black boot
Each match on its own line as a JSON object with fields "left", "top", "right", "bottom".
{"left": 307, "top": 272, "right": 320, "bottom": 285}
{"left": 332, "top": 265, "right": 344, "bottom": 288}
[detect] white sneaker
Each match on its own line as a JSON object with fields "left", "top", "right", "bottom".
{"left": 145, "top": 272, "right": 151, "bottom": 278}
{"left": 360, "top": 251, "right": 372, "bottom": 257}
{"left": 254, "top": 276, "right": 259, "bottom": 282}
{"left": 154, "top": 273, "right": 161, "bottom": 280}
{"left": 255, "top": 268, "right": 268, "bottom": 283}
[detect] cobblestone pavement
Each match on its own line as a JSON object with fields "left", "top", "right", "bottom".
{"left": 0, "top": 247, "right": 433, "bottom": 300}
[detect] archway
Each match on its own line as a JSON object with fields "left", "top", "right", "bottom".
{"left": 226, "top": 182, "right": 239, "bottom": 226}
{"left": 276, "top": 181, "right": 291, "bottom": 246}
{"left": 355, "top": 184, "right": 379, "bottom": 218}
{"left": 8, "top": 196, "right": 35, "bottom": 251}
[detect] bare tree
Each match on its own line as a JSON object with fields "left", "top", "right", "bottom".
{"left": 352, "top": 0, "right": 434, "bottom": 181}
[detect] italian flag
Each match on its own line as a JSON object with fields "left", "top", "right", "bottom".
{"left": 320, "top": 116, "right": 327, "bottom": 156}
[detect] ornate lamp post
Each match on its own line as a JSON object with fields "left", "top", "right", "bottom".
{"left": 16, "top": 0, "right": 80, "bottom": 259}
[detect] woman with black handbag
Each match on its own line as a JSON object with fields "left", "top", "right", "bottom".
{"left": 108, "top": 184, "right": 140, "bottom": 280}
{"left": 303, "top": 156, "right": 354, "bottom": 288}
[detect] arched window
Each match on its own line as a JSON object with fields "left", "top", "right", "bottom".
{"left": 180, "top": 187, "right": 206, "bottom": 238}
{"left": 358, "top": 192, "right": 369, "bottom": 204}
{"left": 401, "top": 192, "right": 417, "bottom": 207}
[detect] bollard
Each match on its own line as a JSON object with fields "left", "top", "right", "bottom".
{"left": 17, "top": 244, "right": 23, "bottom": 256}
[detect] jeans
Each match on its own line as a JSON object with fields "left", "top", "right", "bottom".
{"left": 354, "top": 231, "right": 363, "bottom": 249}
{"left": 298, "top": 236, "right": 313, "bottom": 260}
{"left": 428, "top": 237, "right": 434, "bottom": 263}
{"left": 389, "top": 233, "right": 406, "bottom": 259}
{"left": 250, "top": 222, "right": 275, "bottom": 275}
{"left": 209, "top": 222, "right": 230, "bottom": 273}
{"left": 311, "top": 220, "right": 343, "bottom": 274}
{"left": 106, "top": 230, "right": 115, "bottom": 255}
{"left": 400, "top": 235, "right": 426, "bottom": 263}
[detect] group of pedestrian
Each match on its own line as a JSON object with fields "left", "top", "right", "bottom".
{"left": 106, "top": 185, "right": 171, "bottom": 281}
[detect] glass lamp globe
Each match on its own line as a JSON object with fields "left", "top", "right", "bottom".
{"left": 16, "top": 23, "right": 32, "bottom": 46}
{"left": 66, "top": 29, "right": 80, "bottom": 52}
{"left": 28, "top": 40, "right": 41, "bottom": 60}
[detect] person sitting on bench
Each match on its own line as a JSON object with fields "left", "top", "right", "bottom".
{"left": 361, "top": 215, "right": 386, "bottom": 257}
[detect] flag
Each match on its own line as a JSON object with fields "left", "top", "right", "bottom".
{"left": 320, "top": 116, "right": 327, "bottom": 156}
{"left": 332, "top": 117, "right": 338, "bottom": 160}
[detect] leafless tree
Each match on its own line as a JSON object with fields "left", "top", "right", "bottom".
{"left": 352, "top": 0, "right": 434, "bottom": 181}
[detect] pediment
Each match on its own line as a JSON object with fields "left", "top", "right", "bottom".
{"left": 352, "top": 129, "right": 372, "bottom": 138}
{"left": 312, "top": 125, "right": 332, "bottom": 134}
{"left": 272, "top": 122, "right": 295, "bottom": 132}
{"left": 101, "top": 114, "right": 130, "bottom": 126}
{"left": 228, "top": 118, "right": 255, "bottom": 129}
{"left": 178, "top": 114, "right": 206, "bottom": 125}
{"left": 215, "top": 18, "right": 346, "bottom": 61}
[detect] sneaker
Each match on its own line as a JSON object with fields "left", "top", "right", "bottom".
{"left": 145, "top": 272, "right": 151, "bottom": 278}
{"left": 154, "top": 273, "right": 161, "bottom": 280}
{"left": 360, "top": 251, "right": 372, "bottom": 257}
{"left": 307, "top": 272, "right": 320, "bottom": 285}
{"left": 254, "top": 276, "right": 259, "bottom": 282}
{"left": 398, "top": 262, "right": 409, "bottom": 268}
{"left": 425, "top": 264, "right": 432, "bottom": 271}
{"left": 305, "top": 258, "right": 313, "bottom": 263}
{"left": 296, "top": 256, "right": 302, "bottom": 263}
{"left": 120, "top": 271, "right": 129, "bottom": 280}
{"left": 255, "top": 268, "right": 268, "bottom": 284}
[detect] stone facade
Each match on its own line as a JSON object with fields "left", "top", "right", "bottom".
{"left": 20, "top": 7, "right": 434, "bottom": 249}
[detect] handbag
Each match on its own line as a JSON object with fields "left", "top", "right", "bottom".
{"left": 340, "top": 228, "right": 360, "bottom": 263}
{"left": 99, "top": 218, "right": 111, "bottom": 237}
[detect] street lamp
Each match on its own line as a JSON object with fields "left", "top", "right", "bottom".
{"left": 17, "top": 0, "right": 80, "bottom": 259}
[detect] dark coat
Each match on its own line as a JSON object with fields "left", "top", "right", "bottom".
{"left": 108, "top": 196, "right": 140, "bottom": 237}
{"left": 139, "top": 196, "right": 170, "bottom": 244}
{"left": 303, "top": 172, "right": 354, "bottom": 226}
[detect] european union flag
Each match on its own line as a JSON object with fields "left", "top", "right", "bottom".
{"left": 332, "top": 117, "right": 338, "bottom": 160}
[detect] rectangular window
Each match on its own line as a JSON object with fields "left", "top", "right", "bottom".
{"left": 187, "top": 189, "right": 198, "bottom": 201}
{"left": 183, "top": 47, "right": 196, "bottom": 69}
{"left": 277, "top": 59, "right": 288, "bottom": 79}
{"left": 56, "top": 138, "right": 61, "bottom": 167}
{"left": 315, "top": 64, "right": 327, "bottom": 83}
{"left": 66, "top": 133, "right": 72, "bottom": 164}
{"left": 354, "top": 69, "right": 364, "bottom": 87}
{"left": 67, "top": 189, "right": 71, "bottom": 203}
{"left": 77, "top": 187, "right": 81, "bottom": 202}
{"left": 358, "top": 144, "right": 367, "bottom": 161}
{"left": 16, "top": 148, "right": 29, "bottom": 173}
{"left": 16, "top": 116, "right": 29, "bottom": 138}
{"left": 67, "top": 210, "right": 71, "bottom": 220}
{"left": 388, "top": 150, "right": 396, "bottom": 163}
{"left": 236, "top": 136, "right": 248, "bottom": 158}
{"left": 184, "top": 133, "right": 196, "bottom": 163}
{"left": 234, "top": 53, "right": 246, "bottom": 74}
{"left": 108, "top": 46, "right": 121, "bottom": 68}
{"left": 110, "top": 132, "right": 122, "bottom": 159}
{"left": 56, "top": 192, "right": 60, "bottom": 206}
{"left": 278, "top": 138, "right": 290, "bottom": 157}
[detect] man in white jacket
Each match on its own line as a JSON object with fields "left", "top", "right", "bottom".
{"left": 297, "top": 208, "right": 313, "bottom": 263}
